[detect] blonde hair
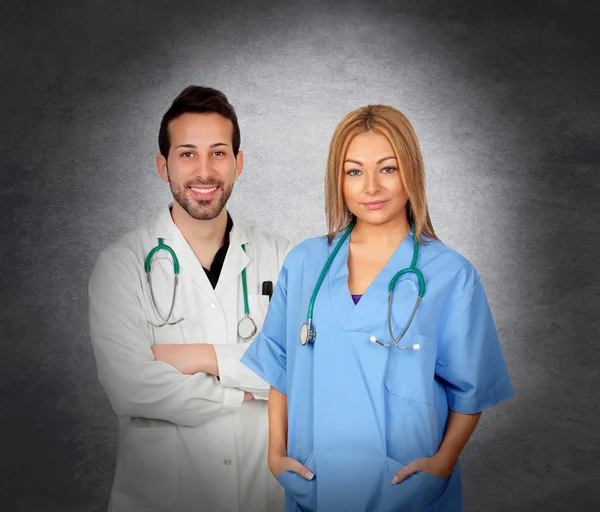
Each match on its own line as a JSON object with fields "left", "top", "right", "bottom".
{"left": 325, "top": 104, "right": 438, "bottom": 244}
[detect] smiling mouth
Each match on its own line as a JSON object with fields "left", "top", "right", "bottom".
{"left": 190, "top": 186, "right": 218, "bottom": 195}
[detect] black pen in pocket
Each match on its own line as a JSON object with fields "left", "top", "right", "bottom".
{"left": 262, "top": 281, "right": 273, "bottom": 301}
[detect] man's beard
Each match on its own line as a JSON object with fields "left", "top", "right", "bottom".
{"left": 169, "top": 177, "right": 234, "bottom": 221}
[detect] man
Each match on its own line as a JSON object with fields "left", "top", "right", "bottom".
{"left": 88, "top": 86, "right": 291, "bottom": 512}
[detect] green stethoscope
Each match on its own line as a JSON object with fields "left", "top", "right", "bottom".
{"left": 144, "top": 239, "right": 258, "bottom": 340}
{"left": 299, "top": 221, "right": 425, "bottom": 350}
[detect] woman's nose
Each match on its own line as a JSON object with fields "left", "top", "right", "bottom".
{"left": 364, "top": 171, "right": 381, "bottom": 194}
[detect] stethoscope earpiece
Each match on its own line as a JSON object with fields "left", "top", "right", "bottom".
{"left": 370, "top": 335, "right": 421, "bottom": 350}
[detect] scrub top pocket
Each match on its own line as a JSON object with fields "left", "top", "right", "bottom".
{"left": 368, "top": 457, "right": 448, "bottom": 512}
{"left": 384, "top": 334, "right": 435, "bottom": 405}
{"left": 275, "top": 452, "right": 317, "bottom": 512}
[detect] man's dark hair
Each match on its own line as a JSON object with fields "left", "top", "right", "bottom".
{"left": 158, "top": 85, "right": 241, "bottom": 158}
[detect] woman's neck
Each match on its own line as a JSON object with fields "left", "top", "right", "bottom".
{"left": 350, "top": 215, "right": 410, "bottom": 247}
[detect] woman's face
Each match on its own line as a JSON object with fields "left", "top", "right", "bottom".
{"left": 342, "top": 130, "right": 408, "bottom": 228}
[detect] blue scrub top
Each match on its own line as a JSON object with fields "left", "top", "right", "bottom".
{"left": 241, "top": 230, "right": 514, "bottom": 512}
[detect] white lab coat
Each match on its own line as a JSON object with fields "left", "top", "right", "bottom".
{"left": 88, "top": 205, "right": 292, "bottom": 512}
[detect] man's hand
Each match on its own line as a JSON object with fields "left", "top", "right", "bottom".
{"left": 268, "top": 453, "right": 314, "bottom": 481}
{"left": 391, "top": 454, "right": 454, "bottom": 484}
{"left": 151, "top": 344, "right": 218, "bottom": 375}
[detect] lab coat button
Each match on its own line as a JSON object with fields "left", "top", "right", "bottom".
{"left": 223, "top": 457, "right": 232, "bottom": 466}
{"left": 210, "top": 303, "right": 218, "bottom": 309}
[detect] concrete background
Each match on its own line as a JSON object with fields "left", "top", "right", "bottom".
{"left": 1, "top": 0, "right": 598, "bottom": 510}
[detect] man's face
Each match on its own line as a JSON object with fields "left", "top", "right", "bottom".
{"left": 156, "top": 112, "right": 243, "bottom": 220}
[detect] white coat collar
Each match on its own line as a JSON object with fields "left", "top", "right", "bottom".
{"left": 149, "top": 204, "right": 252, "bottom": 298}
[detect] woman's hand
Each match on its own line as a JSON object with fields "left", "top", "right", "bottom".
{"left": 269, "top": 453, "right": 314, "bottom": 481}
{"left": 392, "top": 410, "right": 482, "bottom": 484}
{"left": 391, "top": 454, "right": 454, "bottom": 484}
{"left": 267, "top": 388, "right": 314, "bottom": 479}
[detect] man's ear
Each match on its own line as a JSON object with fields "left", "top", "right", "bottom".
{"left": 234, "top": 150, "right": 244, "bottom": 181}
{"left": 156, "top": 153, "right": 169, "bottom": 183}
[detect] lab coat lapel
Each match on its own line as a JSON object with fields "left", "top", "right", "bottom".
{"left": 214, "top": 217, "right": 250, "bottom": 298}
{"left": 151, "top": 206, "right": 218, "bottom": 302}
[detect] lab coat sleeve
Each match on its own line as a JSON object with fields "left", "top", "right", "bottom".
{"left": 88, "top": 253, "right": 244, "bottom": 427}
{"left": 213, "top": 239, "right": 296, "bottom": 400}
{"left": 435, "top": 279, "right": 514, "bottom": 414}
{"left": 240, "top": 266, "right": 289, "bottom": 395}
{"left": 213, "top": 343, "right": 272, "bottom": 400}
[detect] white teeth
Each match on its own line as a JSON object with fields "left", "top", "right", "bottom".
{"left": 191, "top": 187, "right": 217, "bottom": 194}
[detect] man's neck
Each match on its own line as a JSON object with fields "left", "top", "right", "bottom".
{"left": 170, "top": 202, "right": 229, "bottom": 268}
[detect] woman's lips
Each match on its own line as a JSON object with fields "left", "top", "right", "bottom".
{"left": 363, "top": 200, "right": 386, "bottom": 210}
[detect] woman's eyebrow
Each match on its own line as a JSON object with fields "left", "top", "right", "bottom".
{"left": 343, "top": 156, "right": 397, "bottom": 165}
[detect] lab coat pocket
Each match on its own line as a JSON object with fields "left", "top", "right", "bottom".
{"left": 119, "top": 422, "right": 177, "bottom": 511}
{"left": 384, "top": 334, "right": 434, "bottom": 404}
{"left": 370, "top": 457, "right": 448, "bottom": 512}
{"left": 244, "top": 294, "right": 270, "bottom": 339}
{"left": 150, "top": 322, "right": 183, "bottom": 346}
{"left": 151, "top": 315, "right": 206, "bottom": 346}
{"left": 275, "top": 452, "right": 317, "bottom": 512}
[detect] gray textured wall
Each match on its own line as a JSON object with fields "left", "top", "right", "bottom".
{"left": 1, "top": 0, "right": 598, "bottom": 510}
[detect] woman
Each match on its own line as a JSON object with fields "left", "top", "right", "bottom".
{"left": 240, "top": 105, "right": 513, "bottom": 511}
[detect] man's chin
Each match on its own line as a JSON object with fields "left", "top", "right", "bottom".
{"left": 186, "top": 202, "right": 226, "bottom": 221}
{"left": 172, "top": 186, "right": 232, "bottom": 221}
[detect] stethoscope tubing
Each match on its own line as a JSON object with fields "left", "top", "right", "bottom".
{"left": 145, "top": 238, "right": 257, "bottom": 339}
{"left": 301, "top": 221, "right": 425, "bottom": 349}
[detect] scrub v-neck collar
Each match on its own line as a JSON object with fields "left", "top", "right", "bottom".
{"left": 327, "top": 229, "right": 415, "bottom": 333}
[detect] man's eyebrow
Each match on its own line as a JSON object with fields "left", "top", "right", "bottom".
{"left": 175, "top": 142, "right": 231, "bottom": 149}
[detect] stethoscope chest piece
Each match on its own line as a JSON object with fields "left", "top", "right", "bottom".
{"left": 300, "top": 321, "right": 316, "bottom": 346}
{"left": 238, "top": 315, "right": 258, "bottom": 341}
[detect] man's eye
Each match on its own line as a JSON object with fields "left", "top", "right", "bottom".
{"left": 181, "top": 152, "right": 194, "bottom": 158}
{"left": 213, "top": 151, "right": 225, "bottom": 156}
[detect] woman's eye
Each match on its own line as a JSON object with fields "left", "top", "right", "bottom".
{"left": 381, "top": 166, "right": 397, "bottom": 174}
{"left": 346, "top": 169, "right": 361, "bottom": 176}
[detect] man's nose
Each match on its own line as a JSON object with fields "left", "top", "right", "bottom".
{"left": 194, "top": 156, "right": 215, "bottom": 177}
